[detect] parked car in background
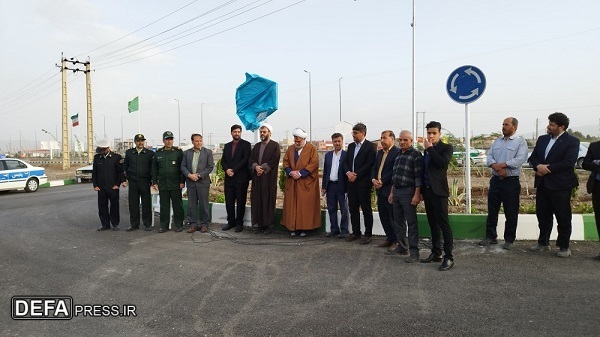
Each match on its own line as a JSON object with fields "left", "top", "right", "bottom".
{"left": 453, "top": 149, "right": 487, "bottom": 167}
{"left": 75, "top": 164, "right": 93, "bottom": 183}
{"left": 577, "top": 142, "right": 589, "bottom": 168}
{"left": 0, "top": 158, "right": 47, "bottom": 192}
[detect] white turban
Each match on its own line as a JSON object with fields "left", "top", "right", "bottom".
{"left": 260, "top": 123, "right": 273, "bottom": 133}
{"left": 292, "top": 128, "right": 307, "bottom": 139}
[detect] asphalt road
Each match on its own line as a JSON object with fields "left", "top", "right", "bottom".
{"left": 1, "top": 184, "right": 599, "bottom": 337}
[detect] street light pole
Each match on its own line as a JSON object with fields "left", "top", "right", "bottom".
{"left": 338, "top": 77, "right": 343, "bottom": 122}
{"left": 174, "top": 99, "right": 181, "bottom": 146}
{"left": 304, "top": 70, "right": 312, "bottom": 141}
{"left": 201, "top": 103, "right": 204, "bottom": 138}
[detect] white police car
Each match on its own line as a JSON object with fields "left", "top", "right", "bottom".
{"left": 0, "top": 158, "right": 47, "bottom": 192}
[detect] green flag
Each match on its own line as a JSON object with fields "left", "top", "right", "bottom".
{"left": 128, "top": 96, "right": 139, "bottom": 113}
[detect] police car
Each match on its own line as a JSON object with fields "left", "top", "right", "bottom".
{"left": 0, "top": 158, "right": 48, "bottom": 192}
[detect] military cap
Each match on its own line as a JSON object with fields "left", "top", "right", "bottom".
{"left": 163, "top": 131, "right": 174, "bottom": 139}
{"left": 134, "top": 133, "right": 146, "bottom": 141}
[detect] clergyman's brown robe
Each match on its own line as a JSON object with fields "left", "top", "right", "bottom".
{"left": 249, "top": 139, "right": 281, "bottom": 228}
{"left": 281, "top": 142, "right": 321, "bottom": 231}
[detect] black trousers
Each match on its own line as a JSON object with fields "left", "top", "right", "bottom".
{"left": 128, "top": 180, "right": 152, "bottom": 228}
{"left": 485, "top": 176, "right": 521, "bottom": 243}
{"left": 98, "top": 188, "right": 120, "bottom": 228}
{"left": 347, "top": 186, "right": 373, "bottom": 236}
{"left": 594, "top": 182, "right": 600, "bottom": 241}
{"left": 225, "top": 181, "right": 249, "bottom": 227}
{"left": 536, "top": 184, "right": 573, "bottom": 249}
{"left": 423, "top": 187, "right": 453, "bottom": 259}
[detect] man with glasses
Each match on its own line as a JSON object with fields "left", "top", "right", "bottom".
{"left": 122, "top": 134, "right": 155, "bottom": 231}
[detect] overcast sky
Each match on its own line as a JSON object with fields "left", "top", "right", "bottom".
{"left": 1, "top": 0, "right": 599, "bottom": 152}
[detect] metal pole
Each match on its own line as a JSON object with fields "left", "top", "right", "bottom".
{"left": 411, "top": 0, "right": 417, "bottom": 141}
{"left": 338, "top": 77, "right": 343, "bottom": 122}
{"left": 201, "top": 103, "right": 204, "bottom": 138}
{"left": 465, "top": 103, "right": 471, "bottom": 214}
{"left": 85, "top": 60, "right": 94, "bottom": 164}
{"left": 174, "top": 99, "right": 180, "bottom": 146}
{"left": 304, "top": 70, "right": 312, "bottom": 141}
{"left": 60, "top": 56, "right": 70, "bottom": 169}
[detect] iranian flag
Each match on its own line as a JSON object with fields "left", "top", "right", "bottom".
{"left": 71, "top": 113, "right": 79, "bottom": 127}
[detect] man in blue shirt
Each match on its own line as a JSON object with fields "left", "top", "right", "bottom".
{"left": 479, "top": 117, "right": 528, "bottom": 250}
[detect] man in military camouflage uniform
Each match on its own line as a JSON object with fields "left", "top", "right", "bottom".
{"left": 152, "top": 131, "right": 185, "bottom": 233}
{"left": 122, "top": 133, "right": 155, "bottom": 231}
{"left": 92, "top": 139, "right": 125, "bottom": 231}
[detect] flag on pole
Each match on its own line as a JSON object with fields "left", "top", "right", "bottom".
{"left": 71, "top": 113, "right": 79, "bottom": 127}
{"left": 128, "top": 96, "right": 139, "bottom": 113}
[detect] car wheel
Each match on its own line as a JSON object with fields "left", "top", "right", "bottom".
{"left": 576, "top": 157, "right": 584, "bottom": 169}
{"left": 25, "top": 178, "right": 39, "bottom": 192}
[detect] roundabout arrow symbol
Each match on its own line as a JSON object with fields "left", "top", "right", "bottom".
{"left": 464, "top": 67, "right": 481, "bottom": 83}
{"left": 449, "top": 73, "right": 458, "bottom": 94}
{"left": 458, "top": 88, "right": 479, "bottom": 100}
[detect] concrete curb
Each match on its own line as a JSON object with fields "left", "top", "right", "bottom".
{"left": 203, "top": 202, "right": 597, "bottom": 241}
{"left": 40, "top": 179, "right": 76, "bottom": 188}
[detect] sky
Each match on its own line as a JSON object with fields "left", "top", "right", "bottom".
{"left": 1, "top": 0, "right": 599, "bottom": 152}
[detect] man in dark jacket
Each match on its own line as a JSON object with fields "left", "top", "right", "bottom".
{"left": 92, "top": 139, "right": 125, "bottom": 231}
{"left": 421, "top": 121, "right": 455, "bottom": 271}
{"left": 528, "top": 112, "right": 579, "bottom": 257}
{"left": 221, "top": 124, "right": 252, "bottom": 232}
{"left": 122, "top": 134, "right": 154, "bottom": 231}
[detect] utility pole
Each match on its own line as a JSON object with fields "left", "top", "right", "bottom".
{"left": 58, "top": 55, "right": 94, "bottom": 167}
{"left": 535, "top": 118, "right": 539, "bottom": 140}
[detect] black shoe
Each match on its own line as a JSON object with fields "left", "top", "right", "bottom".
{"left": 126, "top": 226, "right": 139, "bottom": 232}
{"left": 158, "top": 228, "right": 168, "bottom": 233}
{"left": 143, "top": 226, "right": 152, "bottom": 231}
{"left": 421, "top": 253, "right": 443, "bottom": 263}
{"left": 234, "top": 226, "right": 244, "bottom": 233}
{"left": 112, "top": 226, "right": 120, "bottom": 231}
{"left": 438, "top": 258, "right": 454, "bottom": 271}
{"left": 261, "top": 228, "right": 273, "bottom": 235}
{"left": 97, "top": 226, "right": 110, "bottom": 231}
{"left": 251, "top": 227, "right": 263, "bottom": 234}
{"left": 222, "top": 224, "right": 235, "bottom": 231}
{"left": 174, "top": 227, "right": 183, "bottom": 232}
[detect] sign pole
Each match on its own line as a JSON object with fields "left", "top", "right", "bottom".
{"left": 465, "top": 103, "right": 471, "bottom": 214}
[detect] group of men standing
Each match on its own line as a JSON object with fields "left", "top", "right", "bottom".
{"left": 321, "top": 122, "right": 455, "bottom": 271}
{"left": 92, "top": 131, "right": 215, "bottom": 234}
{"left": 91, "top": 112, "right": 600, "bottom": 262}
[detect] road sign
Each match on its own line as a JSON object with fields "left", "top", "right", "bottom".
{"left": 446, "top": 65, "right": 486, "bottom": 104}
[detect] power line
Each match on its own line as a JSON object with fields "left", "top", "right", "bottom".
{"left": 93, "top": 0, "right": 269, "bottom": 65}
{"left": 91, "top": 0, "right": 243, "bottom": 62}
{"left": 76, "top": 0, "right": 202, "bottom": 58}
{"left": 96, "top": 0, "right": 308, "bottom": 70}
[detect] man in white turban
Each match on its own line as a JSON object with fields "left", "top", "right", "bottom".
{"left": 281, "top": 128, "right": 321, "bottom": 237}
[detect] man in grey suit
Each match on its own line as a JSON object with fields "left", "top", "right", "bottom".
{"left": 181, "top": 133, "right": 215, "bottom": 233}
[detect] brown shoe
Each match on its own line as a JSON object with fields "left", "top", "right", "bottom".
{"left": 200, "top": 226, "right": 208, "bottom": 233}
{"left": 359, "top": 236, "right": 373, "bottom": 245}
{"left": 388, "top": 242, "right": 399, "bottom": 251}
{"left": 377, "top": 240, "right": 393, "bottom": 248}
{"left": 187, "top": 227, "right": 197, "bottom": 233}
{"left": 346, "top": 234, "right": 361, "bottom": 242}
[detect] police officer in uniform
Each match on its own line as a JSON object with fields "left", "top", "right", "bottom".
{"left": 152, "top": 131, "right": 185, "bottom": 233}
{"left": 122, "top": 134, "right": 155, "bottom": 231}
{"left": 92, "top": 139, "right": 125, "bottom": 231}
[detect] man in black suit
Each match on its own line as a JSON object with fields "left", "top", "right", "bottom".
{"left": 420, "top": 121, "right": 455, "bottom": 271}
{"left": 321, "top": 133, "right": 350, "bottom": 238}
{"left": 343, "top": 123, "right": 377, "bottom": 245}
{"left": 371, "top": 130, "right": 400, "bottom": 247}
{"left": 582, "top": 141, "right": 600, "bottom": 260}
{"left": 529, "top": 112, "right": 579, "bottom": 258}
{"left": 221, "top": 124, "right": 252, "bottom": 232}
